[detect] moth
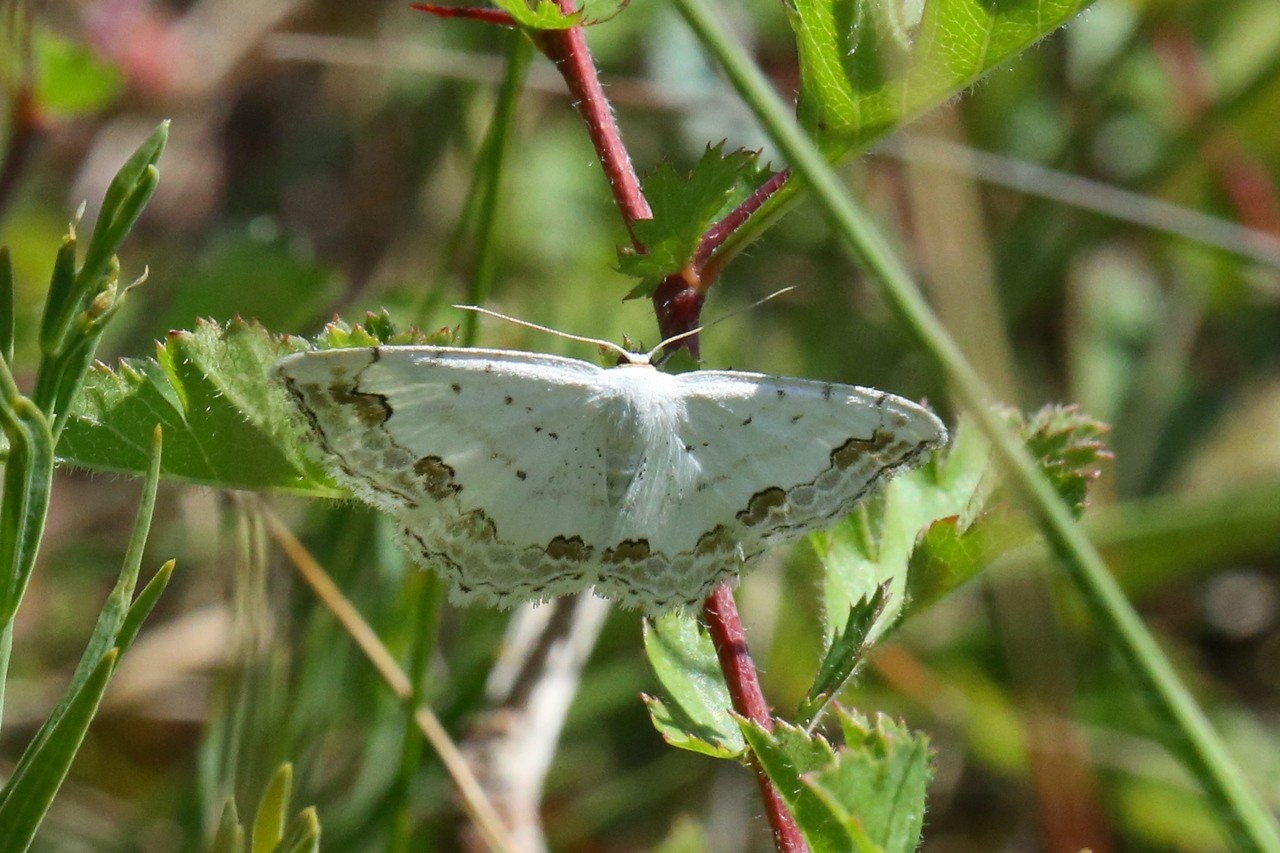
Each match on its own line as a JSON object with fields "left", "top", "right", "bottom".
{"left": 276, "top": 334, "right": 946, "bottom": 611}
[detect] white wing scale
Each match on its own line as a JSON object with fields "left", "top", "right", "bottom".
{"left": 275, "top": 346, "right": 947, "bottom": 611}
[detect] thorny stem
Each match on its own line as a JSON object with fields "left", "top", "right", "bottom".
{"left": 412, "top": 4, "right": 519, "bottom": 26}
{"left": 697, "top": 169, "right": 791, "bottom": 277}
{"left": 541, "top": 0, "right": 650, "bottom": 240}
{"left": 422, "top": 7, "right": 804, "bottom": 848}
{"left": 704, "top": 585, "right": 809, "bottom": 853}
{"left": 533, "top": 5, "right": 713, "bottom": 349}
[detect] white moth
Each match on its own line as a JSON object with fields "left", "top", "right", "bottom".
{"left": 275, "top": 338, "right": 947, "bottom": 612}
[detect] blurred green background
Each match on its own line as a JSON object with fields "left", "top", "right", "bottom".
{"left": 2, "top": 0, "right": 1279, "bottom": 850}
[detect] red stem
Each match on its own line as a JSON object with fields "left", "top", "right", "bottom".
{"left": 416, "top": 15, "right": 798, "bottom": 842}
{"left": 696, "top": 168, "right": 790, "bottom": 270}
{"left": 537, "top": 13, "right": 651, "bottom": 241}
{"left": 704, "top": 584, "right": 809, "bottom": 853}
{"left": 412, "top": 5, "right": 519, "bottom": 26}
{"left": 531, "top": 28, "right": 806, "bottom": 848}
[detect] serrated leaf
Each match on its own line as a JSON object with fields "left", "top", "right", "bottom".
{"left": 904, "top": 510, "right": 1030, "bottom": 616}
{"left": 787, "top": 0, "right": 1094, "bottom": 156}
{"left": 740, "top": 711, "right": 931, "bottom": 853}
{"left": 797, "top": 583, "right": 889, "bottom": 729}
{"left": 618, "top": 146, "right": 764, "bottom": 289}
{"left": 54, "top": 318, "right": 323, "bottom": 492}
{"left": 738, "top": 717, "right": 867, "bottom": 853}
{"left": 814, "top": 403, "right": 1112, "bottom": 633}
{"left": 812, "top": 416, "right": 990, "bottom": 639}
{"left": 897, "top": 406, "right": 1110, "bottom": 619}
{"left": 492, "top": 0, "right": 582, "bottom": 29}
{"left": 47, "top": 315, "right": 447, "bottom": 493}
{"left": 808, "top": 710, "right": 932, "bottom": 853}
{"left": 1012, "top": 404, "right": 1111, "bottom": 516}
{"left": 643, "top": 612, "right": 744, "bottom": 758}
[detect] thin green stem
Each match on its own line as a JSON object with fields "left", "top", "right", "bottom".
{"left": 464, "top": 32, "right": 534, "bottom": 344}
{"left": 672, "top": 1, "right": 1280, "bottom": 851}
{"left": 0, "top": 621, "right": 10, "bottom": 736}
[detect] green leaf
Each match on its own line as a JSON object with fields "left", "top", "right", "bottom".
{"left": 787, "top": 0, "right": 1095, "bottom": 156}
{"left": 66, "top": 123, "right": 166, "bottom": 331}
{"left": 0, "top": 366, "right": 55, "bottom": 630}
{"left": 905, "top": 510, "right": 1026, "bottom": 615}
{"left": 1012, "top": 404, "right": 1111, "bottom": 517}
{"left": 36, "top": 235, "right": 77, "bottom": 360}
{"left": 740, "top": 711, "right": 932, "bottom": 853}
{"left": 208, "top": 766, "right": 319, "bottom": 853}
{"left": 738, "top": 717, "right": 866, "bottom": 853}
{"left": 210, "top": 799, "right": 246, "bottom": 853}
{"left": 0, "top": 649, "right": 118, "bottom": 851}
{"left": 32, "top": 124, "right": 166, "bottom": 439}
{"left": 619, "top": 145, "right": 765, "bottom": 294}
{"left": 812, "top": 415, "right": 989, "bottom": 639}
{"left": 492, "top": 0, "right": 583, "bottom": 29}
{"left": 90, "top": 123, "right": 168, "bottom": 267}
{"left": 116, "top": 561, "right": 175, "bottom": 655}
{"left": 807, "top": 710, "right": 932, "bottom": 853}
{"left": 42, "top": 429, "right": 165, "bottom": 734}
{"left": 251, "top": 764, "right": 293, "bottom": 853}
{"left": 903, "top": 405, "right": 1111, "bottom": 618}
{"left": 50, "top": 315, "right": 446, "bottom": 491}
{"left": 54, "top": 319, "right": 320, "bottom": 491}
{"left": 816, "top": 406, "right": 1113, "bottom": 632}
{"left": 273, "top": 807, "right": 321, "bottom": 853}
{"left": 642, "top": 611, "right": 744, "bottom": 758}
{"left": 796, "top": 582, "right": 889, "bottom": 730}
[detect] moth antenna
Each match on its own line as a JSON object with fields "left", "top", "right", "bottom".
{"left": 645, "top": 285, "right": 800, "bottom": 359}
{"left": 454, "top": 304, "right": 632, "bottom": 359}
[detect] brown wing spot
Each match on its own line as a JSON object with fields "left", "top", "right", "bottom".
{"left": 737, "top": 487, "right": 787, "bottom": 527}
{"left": 458, "top": 509, "right": 497, "bottom": 541}
{"left": 415, "top": 455, "right": 462, "bottom": 499}
{"left": 603, "top": 539, "right": 651, "bottom": 564}
{"left": 546, "top": 535, "right": 593, "bottom": 562}
{"left": 695, "top": 525, "right": 736, "bottom": 556}
{"left": 831, "top": 432, "right": 891, "bottom": 470}
{"left": 326, "top": 382, "right": 390, "bottom": 427}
